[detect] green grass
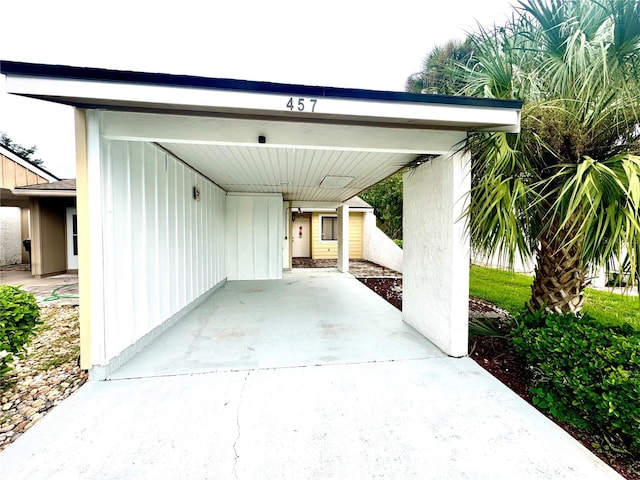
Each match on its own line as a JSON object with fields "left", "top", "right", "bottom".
{"left": 469, "top": 265, "right": 531, "bottom": 314}
{"left": 583, "top": 288, "right": 640, "bottom": 330}
{"left": 470, "top": 264, "right": 640, "bottom": 330}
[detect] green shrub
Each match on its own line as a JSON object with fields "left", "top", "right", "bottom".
{"left": 0, "top": 285, "right": 41, "bottom": 377}
{"left": 512, "top": 310, "right": 640, "bottom": 452}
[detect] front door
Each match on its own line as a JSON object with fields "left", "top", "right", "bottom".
{"left": 66, "top": 207, "right": 78, "bottom": 270}
{"left": 291, "top": 214, "right": 310, "bottom": 257}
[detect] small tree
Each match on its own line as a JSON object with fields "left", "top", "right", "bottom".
{"left": 360, "top": 172, "right": 404, "bottom": 240}
{"left": 0, "top": 132, "right": 45, "bottom": 167}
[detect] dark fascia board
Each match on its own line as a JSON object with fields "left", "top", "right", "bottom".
{"left": 0, "top": 60, "right": 523, "bottom": 110}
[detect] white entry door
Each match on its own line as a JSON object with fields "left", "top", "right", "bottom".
{"left": 66, "top": 207, "right": 78, "bottom": 270}
{"left": 291, "top": 215, "right": 310, "bottom": 257}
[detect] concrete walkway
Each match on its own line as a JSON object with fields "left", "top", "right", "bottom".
{"left": 0, "top": 270, "right": 621, "bottom": 479}
{"left": 0, "top": 266, "right": 79, "bottom": 305}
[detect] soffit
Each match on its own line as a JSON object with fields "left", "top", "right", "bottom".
{"left": 159, "top": 142, "right": 412, "bottom": 202}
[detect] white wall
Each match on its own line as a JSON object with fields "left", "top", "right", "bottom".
{"left": 100, "top": 140, "right": 226, "bottom": 364}
{"left": 226, "top": 193, "right": 283, "bottom": 280}
{"left": 362, "top": 210, "right": 403, "bottom": 273}
{"left": 0, "top": 207, "right": 22, "bottom": 265}
{"left": 337, "top": 204, "right": 349, "bottom": 272}
{"left": 403, "top": 150, "right": 470, "bottom": 357}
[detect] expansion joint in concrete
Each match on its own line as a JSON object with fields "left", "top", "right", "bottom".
{"left": 233, "top": 370, "right": 251, "bottom": 479}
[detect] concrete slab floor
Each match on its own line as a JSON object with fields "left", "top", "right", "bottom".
{"left": 110, "top": 269, "right": 442, "bottom": 379}
{"left": 0, "top": 270, "right": 622, "bottom": 478}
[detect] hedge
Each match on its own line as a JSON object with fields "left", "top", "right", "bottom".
{"left": 0, "top": 285, "right": 41, "bottom": 377}
{"left": 512, "top": 310, "right": 640, "bottom": 452}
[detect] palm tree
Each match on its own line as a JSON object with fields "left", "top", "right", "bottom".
{"left": 460, "top": 0, "right": 640, "bottom": 312}
{"left": 405, "top": 38, "right": 475, "bottom": 95}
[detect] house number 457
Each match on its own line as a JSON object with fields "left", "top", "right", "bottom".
{"left": 286, "top": 97, "right": 317, "bottom": 112}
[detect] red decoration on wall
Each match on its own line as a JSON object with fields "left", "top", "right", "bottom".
{"left": 298, "top": 226, "right": 303, "bottom": 238}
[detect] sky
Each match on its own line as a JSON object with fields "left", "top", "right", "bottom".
{"left": 0, "top": 0, "right": 516, "bottom": 179}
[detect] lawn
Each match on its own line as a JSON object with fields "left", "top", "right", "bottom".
{"left": 470, "top": 264, "right": 640, "bottom": 330}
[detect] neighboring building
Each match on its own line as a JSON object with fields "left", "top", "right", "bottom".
{"left": 291, "top": 196, "right": 403, "bottom": 272}
{"left": 0, "top": 144, "right": 59, "bottom": 266}
{"left": 12, "top": 179, "right": 77, "bottom": 276}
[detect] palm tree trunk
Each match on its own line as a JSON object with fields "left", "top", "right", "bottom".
{"left": 528, "top": 230, "right": 587, "bottom": 313}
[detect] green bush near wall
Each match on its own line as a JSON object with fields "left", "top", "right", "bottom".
{"left": 512, "top": 310, "right": 640, "bottom": 452}
{"left": 0, "top": 285, "right": 41, "bottom": 378}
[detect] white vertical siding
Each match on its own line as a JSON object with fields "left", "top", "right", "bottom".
{"left": 101, "top": 140, "right": 226, "bottom": 363}
{"left": 226, "top": 193, "right": 283, "bottom": 280}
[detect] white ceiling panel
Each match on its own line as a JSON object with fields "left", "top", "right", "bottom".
{"left": 159, "top": 142, "right": 414, "bottom": 202}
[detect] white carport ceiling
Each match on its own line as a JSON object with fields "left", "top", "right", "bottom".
{"left": 158, "top": 142, "right": 411, "bottom": 202}
{"left": 100, "top": 110, "right": 465, "bottom": 203}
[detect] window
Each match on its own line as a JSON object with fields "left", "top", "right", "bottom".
{"left": 72, "top": 214, "right": 78, "bottom": 255}
{"left": 321, "top": 216, "right": 338, "bottom": 241}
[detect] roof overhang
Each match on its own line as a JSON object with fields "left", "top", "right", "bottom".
{"left": 0, "top": 188, "right": 30, "bottom": 207}
{"left": 1, "top": 61, "right": 522, "bottom": 132}
{"left": 11, "top": 188, "right": 76, "bottom": 198}
{"left": 1, "top": 61, "right": 522, "bottom": 202}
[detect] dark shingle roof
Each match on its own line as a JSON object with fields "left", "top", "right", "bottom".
{"left": 15, "top": 179, "right": 76, "bottom": 191}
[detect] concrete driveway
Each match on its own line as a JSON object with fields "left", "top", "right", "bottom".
{"left": 0, "top": 270, "right": 621, "bottom": 479}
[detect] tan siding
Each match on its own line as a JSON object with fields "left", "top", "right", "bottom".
{"left": 15, "top": 162, "right": 28, "bottom": 187}
{"left": 310, "top": 211, "right": 364, "bottom": 259}
{"left": 2, "top": 155, "right": 17, "bottom": 188}
{"left": 0, "top": 152, "right": 51, "bottom": 188}
{"left": 30, "top": 198, "right": 70, "bottom": 276}
{"left": 26, "top": 170, "right": 38, "bottom": 186}
{"left": 349, "top": 212, "right": 363, "bottom": 258}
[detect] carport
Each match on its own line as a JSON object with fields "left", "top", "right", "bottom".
{"left": 0, "top": 61, "right": 522, "bottom": 378}
{"left": 1, "top": 62, "right": 624, "bottom": 479}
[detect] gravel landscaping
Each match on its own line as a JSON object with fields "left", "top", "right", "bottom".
{"left": 0, "top": 305, "right": 87, "bottom": 452}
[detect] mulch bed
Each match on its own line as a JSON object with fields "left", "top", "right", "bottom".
{"left": 358, "top": 277, "right": 402, "bottom": 310}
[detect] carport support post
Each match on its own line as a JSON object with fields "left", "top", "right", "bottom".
{"left": 402, "top": 151, "right": 470, "bottom": 357}
{"left": 337, "top": 203, "right": 349, "bottom": 273}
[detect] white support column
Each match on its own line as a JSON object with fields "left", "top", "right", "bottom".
{"left": 283, "top": 202, "right": 291, "bottom": 270}
{"left": 77, "top": 109, "right": 107, "bottom": 374}
{"left": 337, "top": 203, "right": 350, "bottom": 273}
{"left": 402, "top": 150, "right": 471, "bottom": 357}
